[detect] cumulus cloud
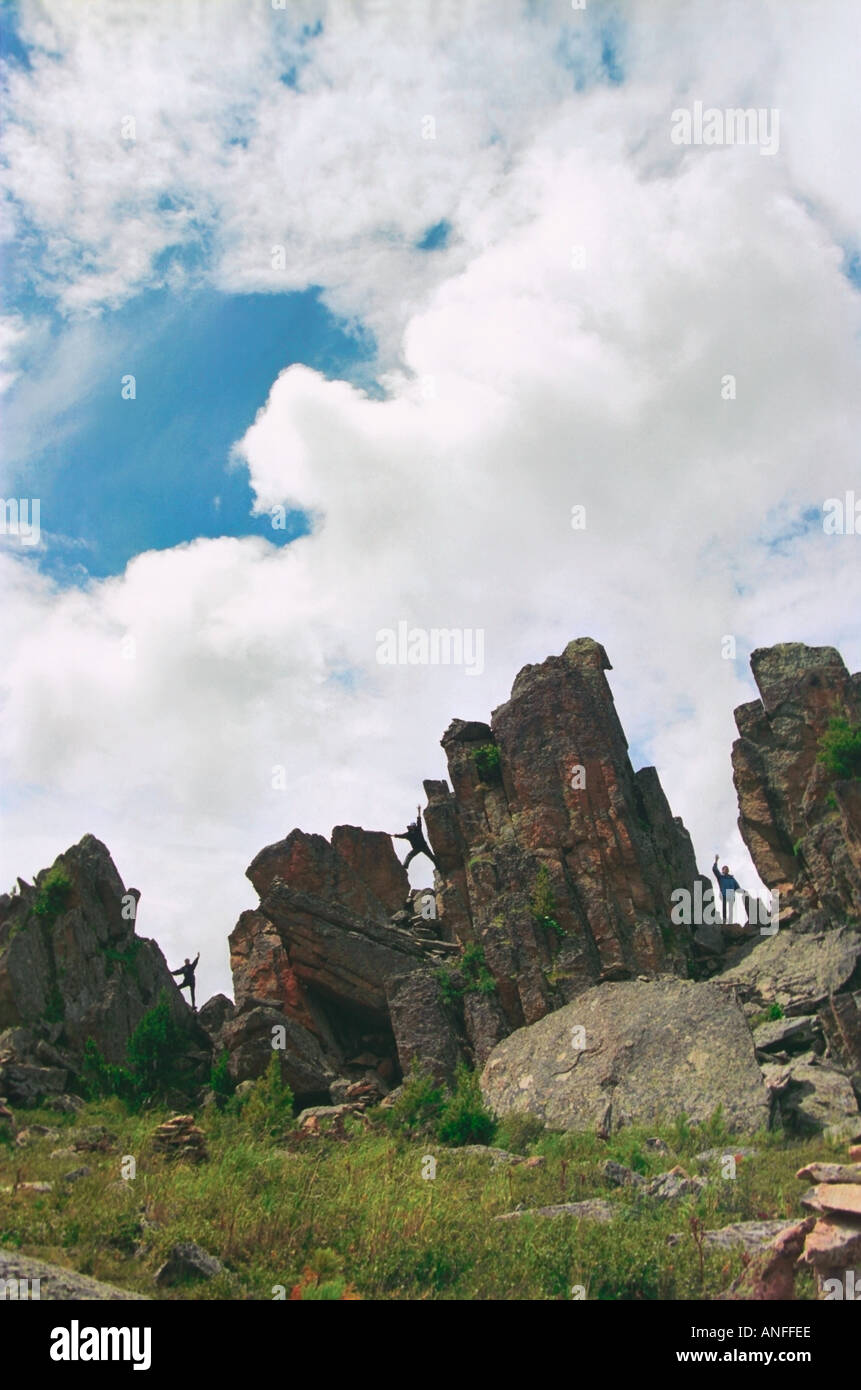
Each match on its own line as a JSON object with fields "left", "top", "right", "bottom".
{"left": 1, "top": 0, "right": 860, "bottom": 1000}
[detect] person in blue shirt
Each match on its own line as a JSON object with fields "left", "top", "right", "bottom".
{"left": 712, "top": 856, "right": 741, "bottom": 924}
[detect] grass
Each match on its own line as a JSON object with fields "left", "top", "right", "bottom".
{"left": 0, "top": 1095, "right": 828, "bottom": 1300}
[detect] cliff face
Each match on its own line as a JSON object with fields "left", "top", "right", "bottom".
{"left": 424, "top": 638, "right": 702, "bottom": 1029}
{"left": 229, "top": 639, "right": 704, "bottom": 1091}
{"left": 0, "top": 835, "right": 208, "bottom": 1104}
{"left": 732, "top": 644, "right": 861, "bottom": 925}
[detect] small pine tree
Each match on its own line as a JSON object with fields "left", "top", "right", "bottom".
{"left": 436, "top": 1063, "right": 496, "bottom": 1146}
{"left": 242, "top": 1052, "right": 295, "bottom": 1140}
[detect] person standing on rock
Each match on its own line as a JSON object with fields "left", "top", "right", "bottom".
{"left": 170, "top": 953, "right": 200, "bottom": 1011}
{"left": 712, "top": 856, "right": 742, "bottom": 925}
{"left": 393, "top": 807, "right": 438, "bottom": 871}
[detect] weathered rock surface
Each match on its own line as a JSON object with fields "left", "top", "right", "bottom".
{"left": 480, "top": 978, "right": 770, "bottom": 1133}
{"left": 0, "top": 836, "right": 210, "bottom": 1103}
{"left": 424, "top": 639, "right": 703, "bottom": 1033}
{"left": 714, "top": 925, "right": 861, "bottom": 1017}
{"left": 154, "top": 1241, "right": 222, "bottom": 1287}
{"left": 732, "top": 643, "right": 861, "bottom": 922}
{"left": 760, "top": 1056, "right": 860, "bottom": 1136}
{"left": 495, "top": 1199, "right": 616, "bottom": 1223}
{"left": 0, "top": 1247, "right": 149, "bottom": 1299}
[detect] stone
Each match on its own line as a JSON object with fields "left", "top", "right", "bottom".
{"left": 69, "top": 1125, "right": 117, "bottom": 1153}
{"left": 220, "top": 1003, "right": 336, "bottom": 1097}
{"left": 718, "top": 1219, "right": 815, "bottom": 1299}
{"left": 386, "top": 968, "right": 465, "bottom": 1086}
{"left": 796, "top": 1162, "right": 861, "bottom": 1184}
{"left": 14, "top": 1124, "right": 61, "bottom": 1145}
{"left": 799, "top": 1214, "right": 861, "bottom": 1272}
{"left": 804, "top": 1183, "right": 861, "bottom": 1217}
{"left": 481, "top": 978, "right": 770, "bottom": 1134}
{"left": 62, "top": 1166, "right": 91, "bottom": 1183}
{"left": 667, "top": 1220, "right": 800, "bottom": 1253}
{"left": 153, "top": 1241, "right": 222, "bottom": 1287}
{"left": 0, "top": 1246, "right": 149, "bottom": 1299}
{"left": 197, "top": 993, "right": 235, "bottom": 1045}
{"left": 765, "top": 1058, "right": 860, "bottom": 1135}
{"left": 753, "top": 1014, "right": 820, "bottom": 1054}
{"left": 151, "top": 1113, "right": 208, "bottom": 1163}
{"left": 645, "top": 1169, "right": 707, "bottom": 1201}
{"left": 714, "top": 925, "right": 861, "bottom": 1018}
{"left": 601, "top": 1160, "right": 646, "bottom": 1188}
{"left": 495, "top": 1199, "right": 615, "bottom": 1223}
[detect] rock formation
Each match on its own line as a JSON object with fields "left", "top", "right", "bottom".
{"left": 732, "top": 643, "right": 861, "bottom": 925}
{"left": 423, "top": 638, "right": 705, "bottom": 1027}
{"left": 226, "top": 638, "right": 706, "bottom": 1097}
{"left": 4, "top": 638, "right": 861, "bottom": 1139}
{"left": 0, "top": 835, "right": 209, "bottom": 1105}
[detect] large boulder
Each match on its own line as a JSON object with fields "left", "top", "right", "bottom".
{"left": 480, "top": 978, "right": 770, "bottom": 1134}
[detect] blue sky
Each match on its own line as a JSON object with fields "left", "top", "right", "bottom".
{"left": 1, "top": 284, "right": 375, "bottom": 579}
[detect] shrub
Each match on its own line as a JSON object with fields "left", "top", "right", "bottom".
{"left": 386, "top": 1060, "right": 445, "bottom": 1136}
{"left": 461, "top": 942, "right": 496, "bottom": 994}
{"left": 80, "top": 991, "right": 192, "bottom": 1110}
{"left": 242, "top": 1052, "right": 295, "bottom": 1141}
{"left": 494, "top": 1111, "right": 545, "bottom": 1155}
{"left": 530, "top": 865, "right": 564, "bottom": 938}
{"left": 210, "top": 1048, "right": 236, "bottom": 1109}
{"left": 436, "top": 1063, "right": 496, "bottom": 1147}
{"left": 817, "top": 717, "right": 861, "bottom": 780}
{"left": 32, "top": 866, "right": 72, "bottom": 924}
{"left": 80, "top": 1038, "right": 136, "bottom": 1105}
{"left": 767, "top": 1002, "right": 784, "bottom": 1021}
{"left": 125, "top": 991, "right": 189, "bottom": 1104}
{"left": 472, "top": 743, "right": 501, "bottom": 783}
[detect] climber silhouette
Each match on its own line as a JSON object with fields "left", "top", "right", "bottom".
{"left": 171, "top": 952, "right": 200, "bottom": 1010}
{"left": 712, "top": 856, "right": 743, "bottom": 925}
{"left": 393, "top": 807, "right": 438, "bottom": 871}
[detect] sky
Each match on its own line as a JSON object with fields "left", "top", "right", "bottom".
{"left": 1, "top": 0, "right": 860, "bottom": 1006}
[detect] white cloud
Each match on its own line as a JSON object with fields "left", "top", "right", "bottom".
{"left": 1, "top": 1, "right": 860, "bottom": 1002}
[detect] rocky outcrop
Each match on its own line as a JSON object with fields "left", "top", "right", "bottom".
{"left": 228, "top": 826, "right": 462, "bottom": 1095}
{"left": 479, "top": 978, "right": 771, "bottom": 1134}
{"left": 423, "top": 639, "right": 705, "bottom": 1033}
{"left": 0, "top": 836, "right": 210, "bottom": 1104}
{"left": 732, "top": 643, "right": 861, "bottom": 923}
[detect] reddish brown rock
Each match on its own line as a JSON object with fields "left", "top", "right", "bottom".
{"left": 732, "top": 644, "right": 861, "bottom": 921}
{"left": 424, "top": 639, "right": 702, "bottom": 1030}
{"left": 246, "top": 827, "right": 407, "bottom": 925}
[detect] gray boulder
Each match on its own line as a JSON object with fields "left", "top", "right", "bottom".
{"left": 480, "top": 978, "right": 770, "bottom": 1134}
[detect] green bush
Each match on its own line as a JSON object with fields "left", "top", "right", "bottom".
{"left": 768, "top": 1002, "right": 784, "bottom": 1021}
{"left": 436, "top": 1063, "right": 496, "bottom": 1147}
{"left": 32, "top": 866, "right": 72, "bottom": 924}
{"left": 242, "top": 1052, "right": 295, "bottom": 1141}
{"left": 461, "top": 943, "right": 496, "bottom": 995}
{"left": 125, "top": 991, "right": 189, "bottom": 1104}
{"left": 386, "top": 1060, "right": 446, "bottom": 1136}
{"left": 80, "top": 1039, "right": 137, "bottom": 1106}
{"left": 530, "top": 864, "right": 564, "bottom": 938}
{"left": 817, "top": 717, "right": 861, "bottom": 780}
{"left": 472, "top": 744, "right": 501, "bottom": 783}
{"left": 494, "top": 1111, "right": 545, "bottom": 1154}
{"left": 210, "top": 1048, "right": 236, "bottom": 1109}
{"left": 80, "top": 991, "right": 192, "bottom": 1110}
